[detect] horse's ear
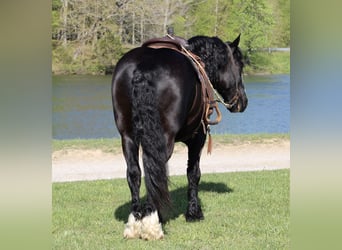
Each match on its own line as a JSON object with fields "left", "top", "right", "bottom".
{"left": 230, "top": 34, "right": 241, "bottom": 48}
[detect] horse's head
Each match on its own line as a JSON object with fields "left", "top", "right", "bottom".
{"left": 219, "top": 34, "right": 248, "bottom": 112}
{"left": 188, "top": 34, "right": 248, "bottom": 113}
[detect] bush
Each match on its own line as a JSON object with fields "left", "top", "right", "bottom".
{"left": 244, "top": 51, "right": 290, "bottom": 74}
{"left": 52, "top": 34, "right": 124, "bottom": 75}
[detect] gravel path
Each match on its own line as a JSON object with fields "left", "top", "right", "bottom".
{"left": 52, "top": 140, "right": 290, "bottom": 182}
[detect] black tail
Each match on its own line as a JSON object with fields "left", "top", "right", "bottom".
{"left": 131, "top": 69, "right": 171, "bottom": 215}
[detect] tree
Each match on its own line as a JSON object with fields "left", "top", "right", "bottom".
{"left": 190, "top": 0, "right": 219, "bottom": 36}
{"left": 228, "top": 0, "right": 274, "bottom": 52}
{"left": 52, "top": 0, "right": 289, "bottom": 74}
{"left": 278, "top": 0, "right": 290, "bottom": 47}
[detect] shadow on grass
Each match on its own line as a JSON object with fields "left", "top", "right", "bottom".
{"left": 114, "top": 181, "right": 233, "bottom": 222}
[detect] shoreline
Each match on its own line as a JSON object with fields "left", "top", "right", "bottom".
{"left": 52, "top": 137, "right": 290, "bottom": 183}
{"left": 52, "top": 133, "right": 290, "bottom": 152}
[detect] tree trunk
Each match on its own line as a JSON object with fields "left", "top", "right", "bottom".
{"left": 132, "top": 10, "right": 135, "bottom": 45}
{"left": 163, "top": 0, "right": 170, "bottom": 35}
{"left": 214, "top": 0, "right": 218, "bottom": 36}
{"left": 140, "top": 9, "right": 144, "bottom": 43}
{"left": 62, "top": 0, "right": 68, "bottom": 46}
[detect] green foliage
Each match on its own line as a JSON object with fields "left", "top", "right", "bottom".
{"left": 52, "top": 0, "right": 62, "bottom": 36}
{"left": 278, "top": 0, "right": 290, "bottom": 46}
{"left": 228, "top": 0, "right": 274, "bottom": 51}
{"left": 52, "top": 0, "right": 290, "bottom": 75}
{"left": 190, "top": 0, "right": 218, "bottom": 36}
{"left": 173, "top": 16, "right": 187, "bottom": 37}
{"left": 95, "top": 33, "right": 124, "bottom": 73}
{"left": 52, "top": 0, "right": 62, "bottom": 10}
{"left": 244, "top": 51, "right": 290, "bottom": 74}
{"left": 53, "top": 138, "right": 122, "bottom": 154}
{"left": 53, "top": 169, "right": 289, "bottom": 249}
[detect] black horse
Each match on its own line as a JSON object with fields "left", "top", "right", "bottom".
{"left": 111, "top": 34, "right": 248, "bottom": 240}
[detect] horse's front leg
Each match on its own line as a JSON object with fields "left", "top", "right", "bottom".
{"left": 184, "top": 130, "right": 206, "bottom": 221}
{"left": 121, "top": 134, "right": 142, "bottom": 238}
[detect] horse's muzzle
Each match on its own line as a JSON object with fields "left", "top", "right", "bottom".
{"left": 228, "top": 90, "right": 248, "bottom": 113}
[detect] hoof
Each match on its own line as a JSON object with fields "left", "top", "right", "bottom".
{"left": 185, "top": 213, "right": 204, "bottom": 222}
{"left": 185, "top": 204, "right": 204, "bottom": 222}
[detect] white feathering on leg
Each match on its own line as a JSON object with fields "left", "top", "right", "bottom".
{"left": 123, "top": 213, "right": 142, "bottom": 239}
{"left": 140, "top": 211, "right": 164, "bottom": 240}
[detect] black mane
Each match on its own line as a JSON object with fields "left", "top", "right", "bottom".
{"left": 188, "top": 36, "right": 229, "bottom": 84}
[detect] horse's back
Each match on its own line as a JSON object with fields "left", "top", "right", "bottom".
{"left": 112, "top": 47, "right": 201, "bottom": 139}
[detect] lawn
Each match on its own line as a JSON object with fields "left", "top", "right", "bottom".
{"left": 52, "top": 169, "right": 289, "bottom": 249}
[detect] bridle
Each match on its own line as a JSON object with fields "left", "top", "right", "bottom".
{"left": 213, "top": 85, "right": 240, "bottom": 109}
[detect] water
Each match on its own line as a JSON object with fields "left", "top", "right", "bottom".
{"left": 213, "top": 74, "right": 290, "bottom": 135}
{"left": 52, "top": 74, "right": 289, "bottom": 139}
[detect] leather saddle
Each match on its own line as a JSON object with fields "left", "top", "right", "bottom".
{"left": 142, "top": 35, "right": 189, "bottom": 51}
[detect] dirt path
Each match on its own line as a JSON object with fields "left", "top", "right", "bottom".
{"left": 52, "top": 139, "right": 290, "bottom": 182}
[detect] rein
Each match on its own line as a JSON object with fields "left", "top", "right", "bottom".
{"left": 213, "top": 87, "right": 240, "bottom": 109}
{"left": 178, "top": 45, "right": 222, "bottom": 126}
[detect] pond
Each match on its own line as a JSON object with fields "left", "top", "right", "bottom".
{"left": 52, "top": 74, "right": 289, "bottom": 139}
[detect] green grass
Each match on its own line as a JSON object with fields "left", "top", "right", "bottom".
{"left": 211, "top": 133, "right": 289, "bottom": 145}
{"left": 53, "top": 133, "right": 290, "bottom": 153}
{"left": 53, "top": 169, "right": 289, "bottom": 249}
{"left": 52, "top": 138, "right": 122, "bottom": 154}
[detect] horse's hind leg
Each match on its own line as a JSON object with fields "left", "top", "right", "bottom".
{"left": 184, "top": 130, "right": 206, "bottom": 221}
{"left": 121, "top": 134, "right": 142, "bottom": 239}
